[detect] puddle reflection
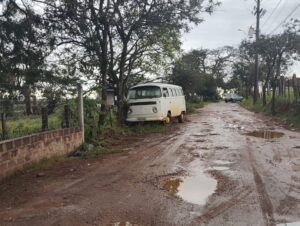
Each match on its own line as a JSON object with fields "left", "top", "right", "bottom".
{"left": 162, "top": 161, "right": 217, "bottom": 206}
{"left": 245, "top": 131, "right": 284, "bottom": 139}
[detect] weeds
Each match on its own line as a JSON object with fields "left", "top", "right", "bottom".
{"left": 186, "top": 99, "right": 205, "bottom": 113}
{"left": 240, "top": 97, "right": 300, "bottom": 129}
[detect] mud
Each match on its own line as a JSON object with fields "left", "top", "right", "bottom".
{"left": 1, "top": 102, "right": 300, "bottom": 226}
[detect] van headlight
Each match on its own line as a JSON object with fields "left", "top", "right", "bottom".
{"left": 152, "top": 107, "right": 158, "bottom": 113}
{"left": 128, "top": 108, "right": 132, "bottom": 114}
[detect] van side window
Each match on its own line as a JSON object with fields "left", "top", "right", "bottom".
{"left": 169, "top": 88, "right": 174, "bottom": 96}
{"left": 162, "top": 88, "right": 169, "bottom": 97}
{"left": 173, "top": 88, "right": 178, "bottom": 96}
{"left": 180, "top": 89, "right": 184, "bottom": 96}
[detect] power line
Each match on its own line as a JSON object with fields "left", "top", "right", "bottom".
{"left": 261, "top": 0, "right": 283, "bottom": 28}
{"left": 269, "top": 3, "right": 300, "bottom": 34}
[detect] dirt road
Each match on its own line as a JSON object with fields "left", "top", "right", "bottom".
{"left": 1, "top": 102, "right": 300, "bottom": 226}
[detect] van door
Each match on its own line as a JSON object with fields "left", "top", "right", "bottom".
{"left": 162, "top": 87, "right": 170, "bottom": 118}
{"left": 168, "top": 87, "right": 177, "bottom": 117}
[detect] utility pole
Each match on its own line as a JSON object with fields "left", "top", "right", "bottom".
{"left": 253, "top": 0, "right": 261, "bottom": 104}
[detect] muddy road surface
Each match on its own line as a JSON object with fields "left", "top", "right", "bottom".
{"left": 1, "top": 102, "right": 300, "bottom": 226}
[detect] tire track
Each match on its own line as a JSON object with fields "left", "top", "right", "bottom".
{"left": 247, "top": 146, "right": 275, "bottom": 226}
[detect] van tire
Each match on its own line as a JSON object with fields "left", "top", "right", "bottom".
{"left": 178, "top": 112, "right": 184, "bottom": 123}
{"left": 163, "top": 112, "right": 172, "bottom": 125}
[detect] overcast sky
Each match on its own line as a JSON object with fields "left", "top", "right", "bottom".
{"left": 181, "top": 0, "right": 300, "bottom": 76}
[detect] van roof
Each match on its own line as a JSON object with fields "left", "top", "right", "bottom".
{"left": 130, "top": 83, "right": 182, "bottom": 89}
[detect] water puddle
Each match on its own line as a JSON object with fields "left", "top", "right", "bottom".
{"left": 108, "top": 222, "right": 139, "bottom": 226}
{"left": 209, "top": 133, "right": 220, "bottom": 136}
{"left": 225, "top": 124, "right": 245, "bottom": 130}
{"left": 214, "top": 160, "right": 232, "bottom": 165}
{"left": 277, "top": 221, "right": 300, "bottom": 226}
{"left": 162, "top": 161, "right": 217, "bottom": 206}
{"left": 192, "top": 134, "right": 206, "bottom": 137}
{"left": 245, "top": 130, "right": 284, "bottom": 139}
{"left": 211, "top": 166, "right": 229, "bottom": 171}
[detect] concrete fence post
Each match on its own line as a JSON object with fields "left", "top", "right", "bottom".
{"left": 77, "top": 84, "right": 84, "bottom": 142}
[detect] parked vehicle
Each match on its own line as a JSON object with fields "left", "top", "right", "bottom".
{"left": 224, "top": 93, "right": 243, "bottom": 102}
{"left": 126, "top": 83, "right": 186, "bottom": 124}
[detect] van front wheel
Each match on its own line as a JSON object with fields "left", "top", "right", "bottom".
{"left": 178, "top": 112, "right": 184, "bottom": 123}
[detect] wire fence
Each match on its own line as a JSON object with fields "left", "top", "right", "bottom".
{"left": 0, "top": 97, "right": 79, "bottom": 141}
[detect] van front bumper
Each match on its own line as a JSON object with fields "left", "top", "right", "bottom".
{"left": 126, "top": 115, "right": 164, "bottom": 122}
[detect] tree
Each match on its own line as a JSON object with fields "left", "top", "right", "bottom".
{"left": 170, "top": 49, "right": 220, "bottom": 100}
{"left": 38, "top": 0, "right": 220, "bottom": 125}
{"left": 0, "top": 0, "right": 52, "bottom": 114}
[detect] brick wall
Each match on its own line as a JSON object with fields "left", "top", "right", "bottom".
{"left": 0, "top": 128, "right": 83, "bottom": 180}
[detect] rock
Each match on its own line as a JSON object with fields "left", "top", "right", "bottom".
{"left": 36, "top": 172, "right": 46, "bottom": 177}
{"left": 87, "top": 144, "right": 95, "bottom": 151}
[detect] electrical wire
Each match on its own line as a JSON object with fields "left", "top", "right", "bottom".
{"left": 261, "top": 0, "right": 283, "bottom": 28}
{"left": 269, "top": 3, "right": 300, "bottom": 34}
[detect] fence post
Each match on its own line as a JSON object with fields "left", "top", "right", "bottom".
{"left": 293, "top": 74, "right": 298, "bottom": 102}
{"left": 41, "top": 107, "right": 48, "bottom": 131}
{"left": 77, "top": 84, "right": 84, "bottom": 142}
{"left": 287, "top": 79, "right": 290, "bottom": 103}
{"left": 64, "top": 105, "right": 71, "bottom": 128}
{"left": 1, "top": 113, "right": 8, "bottom": 140}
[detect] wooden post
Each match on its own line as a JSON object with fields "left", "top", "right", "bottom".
{"left": 64, "top": 105, "right": 71, "bottom": 128}
{"left": 77, "top": 84, "right": 84, "bottom": 142}
{"left": 1, "top": 113, "right": 8, "bottom": 140}
{"left": 109, "top": 107, "right": 113, "bottom": 127}
{"left": 41, "top": 107, "right": 48, "bottom": 131}
{"left": 293, "top": 74, "right": 298, "bottom": 102}
{"left": 287, "top": 79, "right": 290, "bottom": 103}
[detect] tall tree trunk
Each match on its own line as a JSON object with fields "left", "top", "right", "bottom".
{"left": 271, "top": 79, "right": 276, "bottom": 115}
{"left": 272, "top": 54, "right": 282, "bottom": 115}
{"left": 262, "top": 84, "right": 267, "bottom": 106}
{"left": 117, "top": 41, "right": 128, "bottom": 125}
{"left": 24, "top": 84, "right": 32, "bottom": 115}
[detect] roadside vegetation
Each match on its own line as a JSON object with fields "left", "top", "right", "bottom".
{"left": 227, "top": 20, "right": 300, "bottom": 126}
{"left": 241, "top": 96, "right": 300, "bottom": 129}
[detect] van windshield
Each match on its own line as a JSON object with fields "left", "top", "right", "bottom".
{"left": 128, "top": 86, "right": 162, "bottom": 99}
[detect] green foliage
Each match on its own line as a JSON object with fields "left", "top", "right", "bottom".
{"left": 240, "top": 97, "right": 300, "bottom": 129}
{"left": 71, "top": 143, "right": 121, "bottom": 158}
{"left": 186, "top": 99, "right": 205, "bottom": 113}
{"left": 0, "top": 113, "right": 61, "bottom": 140}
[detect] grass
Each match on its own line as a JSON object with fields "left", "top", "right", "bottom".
{"left": 71, "top": 143, "right": 122, "bottom": 158}
{"left": 3, "top": 114, "right": 61, "bottom": 139}
{"left": 186, "top": 99, "right": 205, "bottom": 113}
{"left": 240, "top": 96, "right": 300, "bottom": 129}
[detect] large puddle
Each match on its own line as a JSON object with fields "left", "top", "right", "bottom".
{"left": 245, "top": 130, "right": 284, "bottom": 139}
{"left": 162, "top": 161, "right": 217, "bottom": 206}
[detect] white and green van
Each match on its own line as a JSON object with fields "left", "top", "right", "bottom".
{"left": 126, "top": 83, "right": 186, "bottom": 124}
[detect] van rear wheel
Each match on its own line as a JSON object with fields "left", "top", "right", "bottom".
{"left": 178, "top": 112, "right": 184, "bottom": 123}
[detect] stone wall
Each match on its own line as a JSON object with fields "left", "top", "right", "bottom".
{"left": 0, "top": 127, "right": 83, "bottom": 180}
